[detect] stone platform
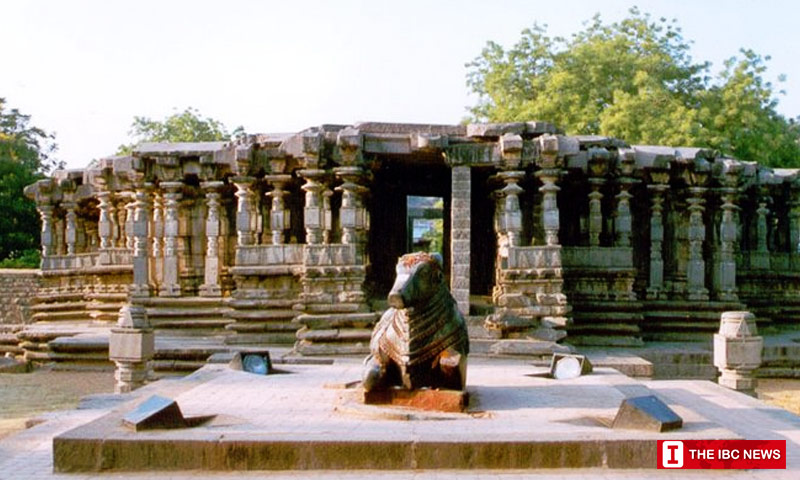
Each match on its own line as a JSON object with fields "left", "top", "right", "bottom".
{"left": 52, "top": 360, "right": 752, "bottom": 472}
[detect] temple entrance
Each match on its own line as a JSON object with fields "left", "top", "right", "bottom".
{"left": 367, "top": 156, "right": 451, "bottom": 298}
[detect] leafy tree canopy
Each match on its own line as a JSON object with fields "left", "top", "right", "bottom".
{"left": 118, "top": 107, "right": 243, "bottom": 154}
{"left": 466, "top": 7, "right": 800, "bottom": 167}
{"left": 0, "top": 98, "right": 61, "bottom": 265}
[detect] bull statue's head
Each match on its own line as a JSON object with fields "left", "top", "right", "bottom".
{"left": 387, "top": 252, "right": 444, "bottom": 309}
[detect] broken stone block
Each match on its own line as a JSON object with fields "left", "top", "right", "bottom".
{"left": 122, "top": 395, "right": 187, "bottom": 431}
{"left": 612, "top": 395, "right": 682, "bottom": 432}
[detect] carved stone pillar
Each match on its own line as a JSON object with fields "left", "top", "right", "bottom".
{"left": 265, "top": 175, "right": 292, "bottom": 245}
{"left": 159, "top": 181, "right": 182, "bottom": 297}
{"left": 38, "top": 204, "right": 55, "bottom": 257}
{"left": 646, "top": 181, "right": 668, "bottom": 299}
{"left": 334, "top": 167, "right": 368, "bottom": 249}
{"left": 130, "top": 182, "right": 152, "bottom": 298}
{"left": 322, "top": 187, "right": 333, "bottom": 244}
{"left": 200, "top": 181, "right": 224, "bottom": 297}
{"left": 615, "top": 180, "right": 634, "bottom": 247}
{"left": 757, "top": 199, "right": 769, "bottom": 254}
{"left": 587, "top": 151, "right": 609, "bottom": 247}
{"left": 124, "top": 196, "right": 135, "bottom": 249}
{"left": 450, "top": 165, "right": 471, "bottom": 315}
{"left": 588, "top": 180, "right": 603, "bottom": 247}
{"left": 299, "top": 169, "right": 326, "bottom": 245}
{"left": 107, "top": 195, "right": 118, "bottom": 248}
{"left": 63, "top": 202, "right": 77, "bottom": 255}
{"left": 498, "top": 171, "right": 524, "bottom": 247}
{"left": 687, "top": 186, "right": 709, "bottom": 301}
{"left": 718, "top": 188, "right": 738, "bottom": 301}
{"left": 97, "top": 190, "right": 113, "bottom": 249}
{"left": 233, "top": 176, "right": 256, "bottom": 247}
{"left": 150, "top": 190, "right": 164, "bottom": 289}
{"left": 537, "top": 169, "right": 561, "bottom": 246}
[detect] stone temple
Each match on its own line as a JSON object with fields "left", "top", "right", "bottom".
{"left": 16, "top": 121, "right": 800, "bottom": 387}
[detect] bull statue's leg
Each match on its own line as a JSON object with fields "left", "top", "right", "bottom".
{"left": 362, "top": 354, "right": 386, "bottom": 392}
{"left": 436, "top": 347, "right": 467, "bottom": 391}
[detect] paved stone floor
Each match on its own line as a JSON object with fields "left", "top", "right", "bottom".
{"left": 2, "top": 358, "right": 800, "bottom": 478}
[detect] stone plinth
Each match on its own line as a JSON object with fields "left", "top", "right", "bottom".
{"left": 109, "top": 304, "right": 154, "bottom": 393}
{"left": 713, "top": 310, "right": 763, "bottom": 394}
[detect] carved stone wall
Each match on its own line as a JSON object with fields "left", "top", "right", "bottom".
{"left": 0, "top": 269, "right": 40, "bottom": 324}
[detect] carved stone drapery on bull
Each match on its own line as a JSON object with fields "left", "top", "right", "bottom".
{"left": 363, "top": 252, "right": 469, "bottom": 392}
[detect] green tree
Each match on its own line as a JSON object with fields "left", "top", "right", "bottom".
{"left": 467, "top": 8, "right": 800, "bottom": 167}
{"left": 118, "top": 107, "right": 243, "bottom": 154}
{"left": 0, "top": 98, "right": 60, "bottom": 266}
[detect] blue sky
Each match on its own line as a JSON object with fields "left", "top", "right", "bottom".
{"left": 2, "top": 0, "right": 799, "bottom": 169}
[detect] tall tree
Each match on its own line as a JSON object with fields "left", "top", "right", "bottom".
{"left": 118, "top": 107, "right": 242, "bottom": 154}
{"left": 0, "top": 98, "right": 60, "bottom": 265}
{"left": 466, "top": 8, "right": 800, "bottom": 167}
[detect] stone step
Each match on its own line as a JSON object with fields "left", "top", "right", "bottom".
{"left": 571, "top": 311, "right": 642, "bottom": 321}
{"left": 643, "top": 310, "right": 725, "bottom": 321}
{"left": 149, "top": 319, "right": 234, "bottom": 330}
{"left": 571, "top": 301, "right": 643, "bottom": 313}
{"left": 32, "top": 292, "right": 84, "bottom": 303}
{"left": 641, "top": 331, "right": 715, "bottom": 342}
{"left": 293, "top": 341, "right": 369, "bottom": 356}
{"left": 151, "top": 359, "right": 207, "bottom": 373}
{"left": 154, "top": 346, "right": 228, "bottom": 361}
{"left": 296, "top": 327, "right": 372, "bottom": 343}
{"left": 31, "top": 310, "right": 89, "bottom": 322}
{"left": 470, "top": 339, "right": 570, "bottom": 357}
{"left": 303, "top": 303, "right": 369, "bottom": 314}
{"left": 643, "top": 300, "right": 744, "bottom": 311}
{"left": 0, "top": 344, "right": 24, "bottom": 355}
{"left": 85, "top": 292, "right": 128, "bottom": 301}
{"left": 147, "top": 307, "right": 229, "bottom": 317}
{"left": 225, "top": 322, "right": 299, "bottom": 333}
{"left": 224, "top": 332, "right": 298, "bottom": 345}
{"left": 29, "top": 301, "right": 88, "bottom": 312}
{"left": 143, "top": 297, "right": 226, "bottom": 307}
{"left": 225, "top": 309, "right": 297, "bottom": 321}
{"left": 228, "top": 298, "right": 298, "bottom": 309}
{"left": 567, "top": 322, "right": 641, "bottom": 334}
{"left": 565, "top": 335, "right": 644, "bottom": 347}
{"left": 642, "top": 321, "right": 721, "bottom": 332}
{"left": 296, "top": 312, "right": 379, "bottom": 330}
{"left": 49, "top": 336, "right": 109, "bottom": 353}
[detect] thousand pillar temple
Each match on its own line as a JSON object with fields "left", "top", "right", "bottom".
{"left": 22, "top": 122, "right": 800, "bottom": 374}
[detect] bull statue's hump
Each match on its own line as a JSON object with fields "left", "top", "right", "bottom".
{"left": 363, "top": 252, "right": 469, "bottom": 392}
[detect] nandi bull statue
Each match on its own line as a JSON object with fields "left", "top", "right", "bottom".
{"left": 363, "top": 252, "right": 469, "bottom": 392}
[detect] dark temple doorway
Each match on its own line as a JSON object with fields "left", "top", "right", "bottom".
{"left": 367, "top": 155, "right": 451, "bottom": 299}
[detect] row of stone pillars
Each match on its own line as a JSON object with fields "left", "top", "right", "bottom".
{"left": 232, "top": 168, "right": 368, "bottom": 251}
{"left": 98, "top": 180, "right": 227, "bottom": 298}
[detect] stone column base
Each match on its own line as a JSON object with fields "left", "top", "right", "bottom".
{"left": 718, "top": 369, "right": 757, "bottom": 395}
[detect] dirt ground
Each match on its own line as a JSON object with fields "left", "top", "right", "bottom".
{"left": 0, "top": 368, "right": 115, "bottom": 439}
{"left": 1, "top": 368, "right": 799, "bottom": 440}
